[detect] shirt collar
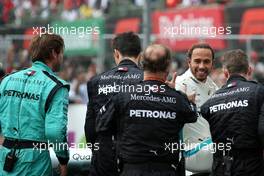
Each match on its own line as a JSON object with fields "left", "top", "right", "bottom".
{"left": 227, "top": 74, "right": 247, "bottom": 84}
{"left": 32, "top": 61, "right": 54, "bottom": 74}
{"left": 118, "top": 58, "right": 138, "bottom": 68}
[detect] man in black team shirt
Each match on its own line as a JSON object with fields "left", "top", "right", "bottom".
{"left": 201, "top": 49, "right": 264, "bottom": 176}
{"left": 97, "top": 44, "right": 198, "bottom": 176}
{"left": 84, "top": 32, "right": 143, "bottom": 176}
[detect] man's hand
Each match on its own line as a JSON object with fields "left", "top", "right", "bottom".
{"left": 187, "top": 93, "right": 196, "bottom": 104}
{"left": 182, "top": 83, "right": 196, "bottom": 104}
{"left": 165, "top": 72, "right": 177, "bottom": 88}
{"left": 59, "top": 164, "right": 67, "bottom": 176}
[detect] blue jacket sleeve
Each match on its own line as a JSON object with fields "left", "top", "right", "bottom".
{"left": 45, "top": 87, "right": 69, "bottom": 165}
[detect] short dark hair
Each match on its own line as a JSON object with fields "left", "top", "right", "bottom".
{"left": 223, "top": 49, "right": 249, "bottom": 75}
{"left": 29, "top": 33, "right": 64, "bottom": 63}
{"left": 187, "top": 43, "right": 214, "bottom": 60}
{"left": 142, "top": 44, "right": 171, "bottom": 73}
{"left": 112, "top": 32, "right": 141, "bottom": 58}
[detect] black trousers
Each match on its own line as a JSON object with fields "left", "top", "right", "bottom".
{"left": 89, "top": 139, "right": 119, "bottom": 176}
{"left": 211, "top": 155, "right": 264, "bottom": 176}
{"left": 120, "top": 163, "right": 180, "bottom": 176}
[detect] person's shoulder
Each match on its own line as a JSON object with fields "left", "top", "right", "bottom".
{"left": 128, "top": 67, "right": 143, "bottom": 76}
{"left": 175, "top": 70, "right": 195, "bottom": 91}
{"left": 94, "top": 66, "right": 119, "bottom": 79}
{"left": 97, "top": 65, "right": 142, "bottom": 80}
{"left": 88, "top": 68, "right": 116, "bottom": 85}
{"left": 88, "top": 73, "right": 101, "bottom": 84}
{"left": 210, "top": 88, "right": 224, "bottom": 98}
{"left": 42, "top": 70, "right": 69, "bottom": 89}
{"left": 165, "top": 83, "right": 187, "bottom": 97}
{"left": 1, "top": 68, "right": 27, "bottom": 82}
{"left": 114, "top": 64, "right": 142, "bottom": 74}
{"left": 240, "top": 79, "right": 262, "bottom": 89}
{"left": 175, "top": 70, "right": 189, "bottom": 83}
{"left": 173, "top": 89, "right": 188, "bottom": 98}
{"left": 248, "top": 80, "right": 260, "bottom": 85}
{"left": 102, "top": 66, "right": 117, "bottom": 75}
{"left": 207, "top": 76, "right": 219, "bottom": 90}
{"left": 248, "top": 80, "right": 264, "bottom": 91}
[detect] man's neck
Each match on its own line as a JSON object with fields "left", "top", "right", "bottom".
{"left": 121, "top": 56, "right": 138, "bottom": 65}
{"left": 228, "top": 73, "right": 247, "bottom": 80}
{"left": 144, "top": 72, "right": 166, "bottom": 82}
{"left": 45, "top": 62, "right": 54, "bottom": 71}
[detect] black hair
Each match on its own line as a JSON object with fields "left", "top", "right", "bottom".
{"left": 112, "top": 32, "right": 141, "bottom": 58}
{"left": 187, "top": 43, "right": 214, "bottom": 60}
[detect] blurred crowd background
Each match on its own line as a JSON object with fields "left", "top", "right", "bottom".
{"left": 1, "top": 0, "right": 264, "bottom": 104}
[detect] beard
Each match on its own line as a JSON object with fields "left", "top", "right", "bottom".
{"left": 193, "top": 68, "right": 210, "bottom": 82}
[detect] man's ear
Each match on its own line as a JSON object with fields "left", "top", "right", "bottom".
{"left": 187, "top": 58, "right": 191, "bottom": 67}
{"left": 247, "top": 66, "right": 253, "bottom": 79}
{"left": 113, "top": 49, "right": 121, "bottom": 65}
{"left": 113, "top": 49, "right": 118, "bottom": 58}
{"left": 223, "top": 67, "right": 229, "bottom": 79}
{"left": 46, "top": 50, "right": 56, "bottom": 64}
{"left": 51, "top": 49, "right": 57, "bottom": 59}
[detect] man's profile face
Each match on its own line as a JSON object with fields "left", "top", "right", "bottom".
{"left": 188, "top": 48, "right": 213, "bottom": 82}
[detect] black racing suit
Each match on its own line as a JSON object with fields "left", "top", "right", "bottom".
{"left": 84, "top": 59, "right": 143, "bottom": 176}
{"left": 97, "top": 80, "right": 198, "bottom": 176}
{"left": 201, "top": 75, "right": 264, "bottom": 176}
